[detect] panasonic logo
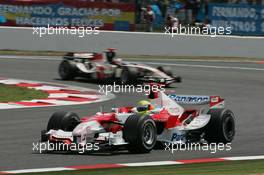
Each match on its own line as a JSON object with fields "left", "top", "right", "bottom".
{"left": 169, "top": 94, "right": 210, "bottom": 104}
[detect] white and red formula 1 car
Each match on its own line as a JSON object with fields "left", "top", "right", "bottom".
{"left": 41, "top": 90, "right": 235, "bottom": 154}
{"left": 58, "top": 48, "right": 181, "bottom": 86}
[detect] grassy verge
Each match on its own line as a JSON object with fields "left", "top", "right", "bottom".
{"left": 0, "top": 84, "right": 48, "bottom": 102}
{"left": 21, "top": 160, "right": 264, "bottom": 175}
{"left": 0, "top": 50, "right": 263, "bottom": 61}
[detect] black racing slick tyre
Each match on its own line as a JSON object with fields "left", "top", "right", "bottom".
{"left": 120, "top": 67, "right": 138, "bottom": 84}
{"left": 123, "top": 114, "right": 157, "bottom": 153}
{"left": 205, "top": 109, "right": 235, "bottom": 143}
{"left": 47, "top": 111, "right": 80, "bottom": 132}
{"left": 58, "top": 60, "right": 77, "bottom": 80}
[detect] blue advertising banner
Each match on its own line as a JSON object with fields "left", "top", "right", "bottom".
{"left": 208, "top": 3, "right": 264, "bottom": 36}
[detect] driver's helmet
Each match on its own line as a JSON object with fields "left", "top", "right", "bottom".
{"left": 106, "top": 48, "right": 116, "bottom": 63}
{"left": 137, "top": 100, "right": 155, "bottom": 111}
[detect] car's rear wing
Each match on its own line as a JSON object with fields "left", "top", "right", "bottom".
{"left": 147, "top": 83, "right": 225, "bottom": 109}
{"left": 168, "top": 94, "right": 225, "bottom": 109}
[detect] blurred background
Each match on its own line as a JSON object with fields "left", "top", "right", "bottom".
{"left": 136, "top": 0, "right": 264, "bottom": 35}
{"left": 0, "top": 0, "right": 263, "bottom": 35}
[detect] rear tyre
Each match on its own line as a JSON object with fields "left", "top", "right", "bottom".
{"left": 47, "top": 111, "right": 80, "bottom": 131}
{"left": 59, "top": 60, "right": 76, "bottom": 80}
{"left": 123, "top": 115, "right": 157, "bottom": 153}
{"left": 120, "top": 67, "right": 138, "bottom": 84}
{"left": 204, "top": 109, "right": 235, "bottom": 143}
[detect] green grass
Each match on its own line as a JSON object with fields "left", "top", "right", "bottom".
{"left": 0, "top": 84, "right": 48, "bottom": 102}
{"left": 21, "top": 160, "right": 264, "bottom": 175}
{"left": 0, "top": 50, "right": 263, "bottom": 61}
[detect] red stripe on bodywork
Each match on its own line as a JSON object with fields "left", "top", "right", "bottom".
{"left": 14, "top": 101, "right": 53, "bottom": 106}
{"left": 177, "top": 158, "right": 226, "bottom": 164}
{"left": 66, "top": 164, "right": 125, "bottom": 170}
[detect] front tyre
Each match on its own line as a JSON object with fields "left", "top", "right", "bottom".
{"left": 59, "top": 60, "right": 76, "bottom": 80}
{"left": 47, "top": 111, "right": 80, "bottom": 131}
{"left": 205, "top": 109, "right": 235, "bottom": 143}
{"left": 123, "top": 115, "right": 157, "bottom": 153}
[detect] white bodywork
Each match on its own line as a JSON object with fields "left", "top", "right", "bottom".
{"left": 67, "top": 56, "right": 173, "bottom": 80}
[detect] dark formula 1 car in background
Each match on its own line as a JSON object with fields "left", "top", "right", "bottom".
{"left": 58, "top": 48, "right": 182, "bottom": 86}
{"left": 41, "top": 90, "right": 235, "bottom": 154}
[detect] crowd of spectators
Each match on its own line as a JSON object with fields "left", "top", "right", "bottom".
{"left": 78, "top": 0, "right": 134, "bottom": 2}
{"left": 139, "top": 0, "right": 207, "bottom": 32}
{"left": 138, "top": 0, "right": 264, "bottom": 32}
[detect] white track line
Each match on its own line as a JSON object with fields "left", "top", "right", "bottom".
{"left": 120, "top": 161, "right": 183, "bottom": 167}
{"left": 1, "top": 155, "right": 264, "bottom": 174}
{"left": 143, "top": 62, "right": 264, "bottom": 71}
{"left": 224, "top": 155, "right": 264, "bottom": 161}
{"left": 0, "top": 55, "right": 61, "bottom": 61}
{"left": 0, "top": 55, "right": 263, "bottom": 71}
{"left": 4, "top": 167, "right": 74, "bottom": 174}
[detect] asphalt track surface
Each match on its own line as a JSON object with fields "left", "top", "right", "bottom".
{"left": 0, "top": 56, "right": 263, "bottom": 171}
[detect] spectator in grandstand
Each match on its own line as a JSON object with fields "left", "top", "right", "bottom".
{"left": 157, "top": 0, "right": 169, "bottom": 18}
{"left": 184, "top": 0, "right": 193, "bottom": 24}
{"left": 203, "top": 18, "right": 211, "bottom": 28}
{"left": 183, "top": 0, "right": 200, "bottom": 24}
{"left": 142, "top": 5, "right": 155, "bottom": 32}
{"left": 204, "top": 0, "right": 209, "bottom": 18}
{"left": 192, "top": 0, "right": 201, "bottom": 22}
{"left": 166, "top": 14, "right": 179, "bottom": 29}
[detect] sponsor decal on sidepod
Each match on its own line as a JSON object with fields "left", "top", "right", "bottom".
{"left": 169, "top": 94, "right": 210, "bottom": 105}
